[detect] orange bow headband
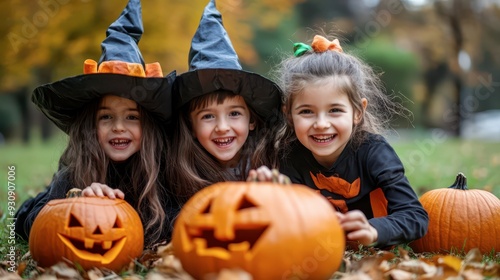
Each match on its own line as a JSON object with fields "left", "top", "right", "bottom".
{"left": 293, "top": 35, "right": 343, "bottom": 57}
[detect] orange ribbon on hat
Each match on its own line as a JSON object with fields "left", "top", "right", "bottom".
{"left": 311, "top": 35, "right": 343, "bottom": 53}
{"left": 83, "top": 59, "right": 163, "bottom": 77}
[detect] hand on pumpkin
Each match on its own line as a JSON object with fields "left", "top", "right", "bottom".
{"left": 82, "top": 182, "right": 125, "bottom": 199}
{"left": 247, "top": 166, "right": 291, "bottom": 184}
{"left": 335, "top": 210, "right": 378, "bottom": 246}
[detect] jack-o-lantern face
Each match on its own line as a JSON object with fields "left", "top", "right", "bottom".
{"left": 173, "top": 182, "right": 345, "bottom": 280}
{"left": 30, "top": 197, "right": 143, "bottom": 271}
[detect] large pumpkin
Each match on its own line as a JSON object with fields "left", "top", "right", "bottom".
{"left": 29, "top": 190, "right": 144, "bottom": 271}
{"left": 172, "top": 182, "right": 345, "bottom": 280}
{"left": 410, "top": 173, "right": 500, "bottom": 254}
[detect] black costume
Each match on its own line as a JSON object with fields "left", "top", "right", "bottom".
{"left": 15, "top": 158, "right": 180, "bottom": 246}
{"left": 14, "top": 0, "right": 177, "bottom": 247}
{"left": 280, "top": 133, "right": 428, "bottom": 248}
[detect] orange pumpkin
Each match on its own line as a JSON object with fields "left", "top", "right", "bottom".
{"left": 410, "top": 173, "right": 500, "bottom": 254}
{"left": 172, "top": 182, "right": 345, "bottom": 279}
{"left": 29, "top": 192, "right": 144, "bottom": 271}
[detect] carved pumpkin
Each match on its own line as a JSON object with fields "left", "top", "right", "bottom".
{"left": 172, "top": 182, "right": 345, "bottom": 280}
{"left": 410, "top": 173, "right": 500, "bottom": 254}
{"left": 29, "top": 191, "right": 144, "bottom": 271}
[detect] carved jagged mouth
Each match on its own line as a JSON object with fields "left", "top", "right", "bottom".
{"left": 58, "top": 234, "right": 126, "bottom": 264}
{"left": 188, "top": 226, "right": 268, "bottom": 256}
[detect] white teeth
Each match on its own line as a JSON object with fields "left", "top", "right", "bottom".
{"left": 110, "top": 139, "right": 130, "bottom": 146}
{"left": 213, "top": 138, "right": 234, "bottom": 145}
{"left": 312, "top": 135, "right": 334, "bottom": 142}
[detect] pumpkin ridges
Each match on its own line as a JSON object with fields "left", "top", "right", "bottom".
{"left": 476, "top": 190, "right": 499, "bottom": 252}
{"left": 30, "top": 196, "right": 143, "bottom": 271}
{"left": 172, "top": 182, "right": 345, "bottom": 279}
{"left": 410, "top": 173, "right": 500, "bottom": 254}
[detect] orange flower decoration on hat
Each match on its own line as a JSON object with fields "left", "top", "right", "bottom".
{"left": 83, "top": 59, "right": 163, "bottom": 78}
{"left": 311, "top": 35, "right": 343, "bottom": 53}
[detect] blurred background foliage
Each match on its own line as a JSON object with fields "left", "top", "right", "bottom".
{"left": 1, "top": 0, "right": 499, "bottom": 206}
{"left": 1, "top": 0, "right": 500, "bottom": 141}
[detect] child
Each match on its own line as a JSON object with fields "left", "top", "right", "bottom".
{"left": 14, "top": 0, "right": 177, "bottom": 247}
{"left": 275, "top": 35, "right": 429, "bottom": 248}
{"left": 167, "top": 0, "right": 283, "bottom": 203}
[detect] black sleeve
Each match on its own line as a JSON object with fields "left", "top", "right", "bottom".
{"left": 14, "top": 171, "right": 71, "bottom": 241}
{"left": 365, "top": 140, "right": 429, "bottom": 247}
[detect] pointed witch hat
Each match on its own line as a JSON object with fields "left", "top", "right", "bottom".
{"left": 173, "top": 0, "right": 282, "bottom": 119}
{"left": 32, "top": 0, "right": 175, "bottom": 133}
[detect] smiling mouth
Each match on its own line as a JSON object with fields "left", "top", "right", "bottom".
{"left": 311, "top": 135, "right": 335, "bottom": 143}
{"left": 187, "top": 226, "right": 268, "bottom": 259}
{"left": 213, "top": 137, "right": 235, "bottom": 146}
{"left": 109, "top": 139, "right": 131, "bottom": 147}
{"left": 58, "top": 233, "right": 126, "bottom": 264}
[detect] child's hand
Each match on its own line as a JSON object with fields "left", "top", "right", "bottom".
{"left": 247, "top": 166, "right": 291, "bottom": 184}
{"left": 336, "top": 210, "right": 378, "bottom": 246}
{"left": 82, "top": 182, "right": 125, "bottom": 199}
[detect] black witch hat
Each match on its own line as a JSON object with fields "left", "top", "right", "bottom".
{"left": 173, "top": 0, "right": 282, "bottom": 120}
{"left": 32, "top": 0, "right": 175, "bottom": 133}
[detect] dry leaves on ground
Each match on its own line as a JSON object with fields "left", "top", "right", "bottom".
{"left": 1, "top": 243, "right": 499, "bottom": 279}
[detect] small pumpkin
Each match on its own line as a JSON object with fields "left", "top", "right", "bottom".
{"left": 29, "top": 189, "right": 144, "bottom": 271}
{"left": 172, "top": 181, "right": 345, "bottom": 280}
{"left": 410, "top": 173, "right": 500, "bottom": 254}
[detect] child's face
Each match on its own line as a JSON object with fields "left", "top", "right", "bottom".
{"left": 96, "top": 95, "right": 142, "bottom": 162}
{"left": 291, "top": 79, "right": 363, "bottom": 167}
{"left": 190, "top": 95, "right": 255, "bottom": 167}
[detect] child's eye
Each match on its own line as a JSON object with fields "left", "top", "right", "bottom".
{"left": 329, "top": 108, "right": 344, "bottom": 113}
{"left": 298, "top": 109, "right": 313, "bottom": 115}
{"left": 127, "top": 115, "right": 140, "bottom": 120}
{"left": 201, "top": 114, "right": 214, "bottom": 120}
{"left": 229, "top": 111, "right": 242, "bottom": 117}
{"left": 98, "top": 114, "right": 112, "bottom": 120}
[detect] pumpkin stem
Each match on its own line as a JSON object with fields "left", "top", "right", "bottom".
{"left": 272, "top": 169, "right": 280, "bottom": 183}
{"left": 448, "top": 172, "right": 468, "bottom": 190}
{"left": 271, "top": 169, "right": 292, "bottom": 185}
{"left": 66, "top": 188, "right": 83, "bottom": 198}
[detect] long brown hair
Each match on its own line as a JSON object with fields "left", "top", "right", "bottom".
{"left": 167, "top": 90, "right": 281, "bottom": 203}
{"left": 275, "top": 45, "right": 411, "bottom": 150}
{"left": 59, "top": 96, "right": 170, "bottom": 246}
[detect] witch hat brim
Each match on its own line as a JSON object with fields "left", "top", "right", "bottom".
{"left": 175, "top": 0, "right": 281, "bottom": 120}
{"left": 33, "top": 72, "right": 175, "bottom": 133}
{"left": 32, "top": 0, "right": 174, "bottom": 133}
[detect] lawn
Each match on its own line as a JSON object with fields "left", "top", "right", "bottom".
{"left": 1, "top": 130, "right": 498, "bottom": 213}
{"left": 0, "top": 130, "right": 499, "bottom": 278}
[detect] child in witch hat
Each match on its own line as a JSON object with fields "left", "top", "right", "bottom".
{"left": 15, "top": 0, "right": 178, "bottom": 247}
{"left": 167, "top": 0, "right": 285, "bottom": 203}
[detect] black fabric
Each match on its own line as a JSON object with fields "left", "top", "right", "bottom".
{"left": 31, "top": 0, "right": 175, "bottom": 134}
{"left": 174, "top": 69, "right": 281, "bottom": 119}
{"left": 176, "top": 0, "right": 282, "bottom": 119}
{"left": 280, "top": 133, "right": 429, "bottom": 248}
{"left": 99, "top": 0, "right": 145, "bottom": 65}
{"left": 14, "top": 160, "right": 179, "bottom": 246}
{"left": 32, "top": 71, "right": 175, "bottom": 133}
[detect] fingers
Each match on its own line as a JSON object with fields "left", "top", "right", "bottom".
{"left": 246, "top": 166, "right": 292, "bottom": 184}
{"left": 82, "top": 183, "right": 125, "bottom": 199}
{"left": 337, "top": 210, "right": 377, "bottom": 246}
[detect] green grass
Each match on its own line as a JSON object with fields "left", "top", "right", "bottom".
{"left": 390, "top": 136, "right": 500, "bottom": 197}
{"left": 0, "top": 133, "right": 68, "bottom": 215}
{"left": 0, "top": 131, "right": 499, "bottom": 275}
{"left": 0, "top": 131, "right": 499, "bottom": 214}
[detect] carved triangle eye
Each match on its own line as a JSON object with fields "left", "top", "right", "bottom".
{"left": 68, "top": 213, "right": 83, "bottom": 227}
{"left": 237, "top": 195, "right": 257, "bottom": 210}
{"left": 201, "top": 199, "right": 213, "bottom": 214}
{"left": 113, "top": 216, "right": 122, "bottom": 228}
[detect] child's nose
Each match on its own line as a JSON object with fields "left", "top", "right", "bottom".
{"left": 112, "top": 120, "right": 126, "bottom": 132}
{"left": 215, "top": 119, "right": 230, "bottom": 133}
{"left": 313, "top": 115, "right": 331, "bottom": 129}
